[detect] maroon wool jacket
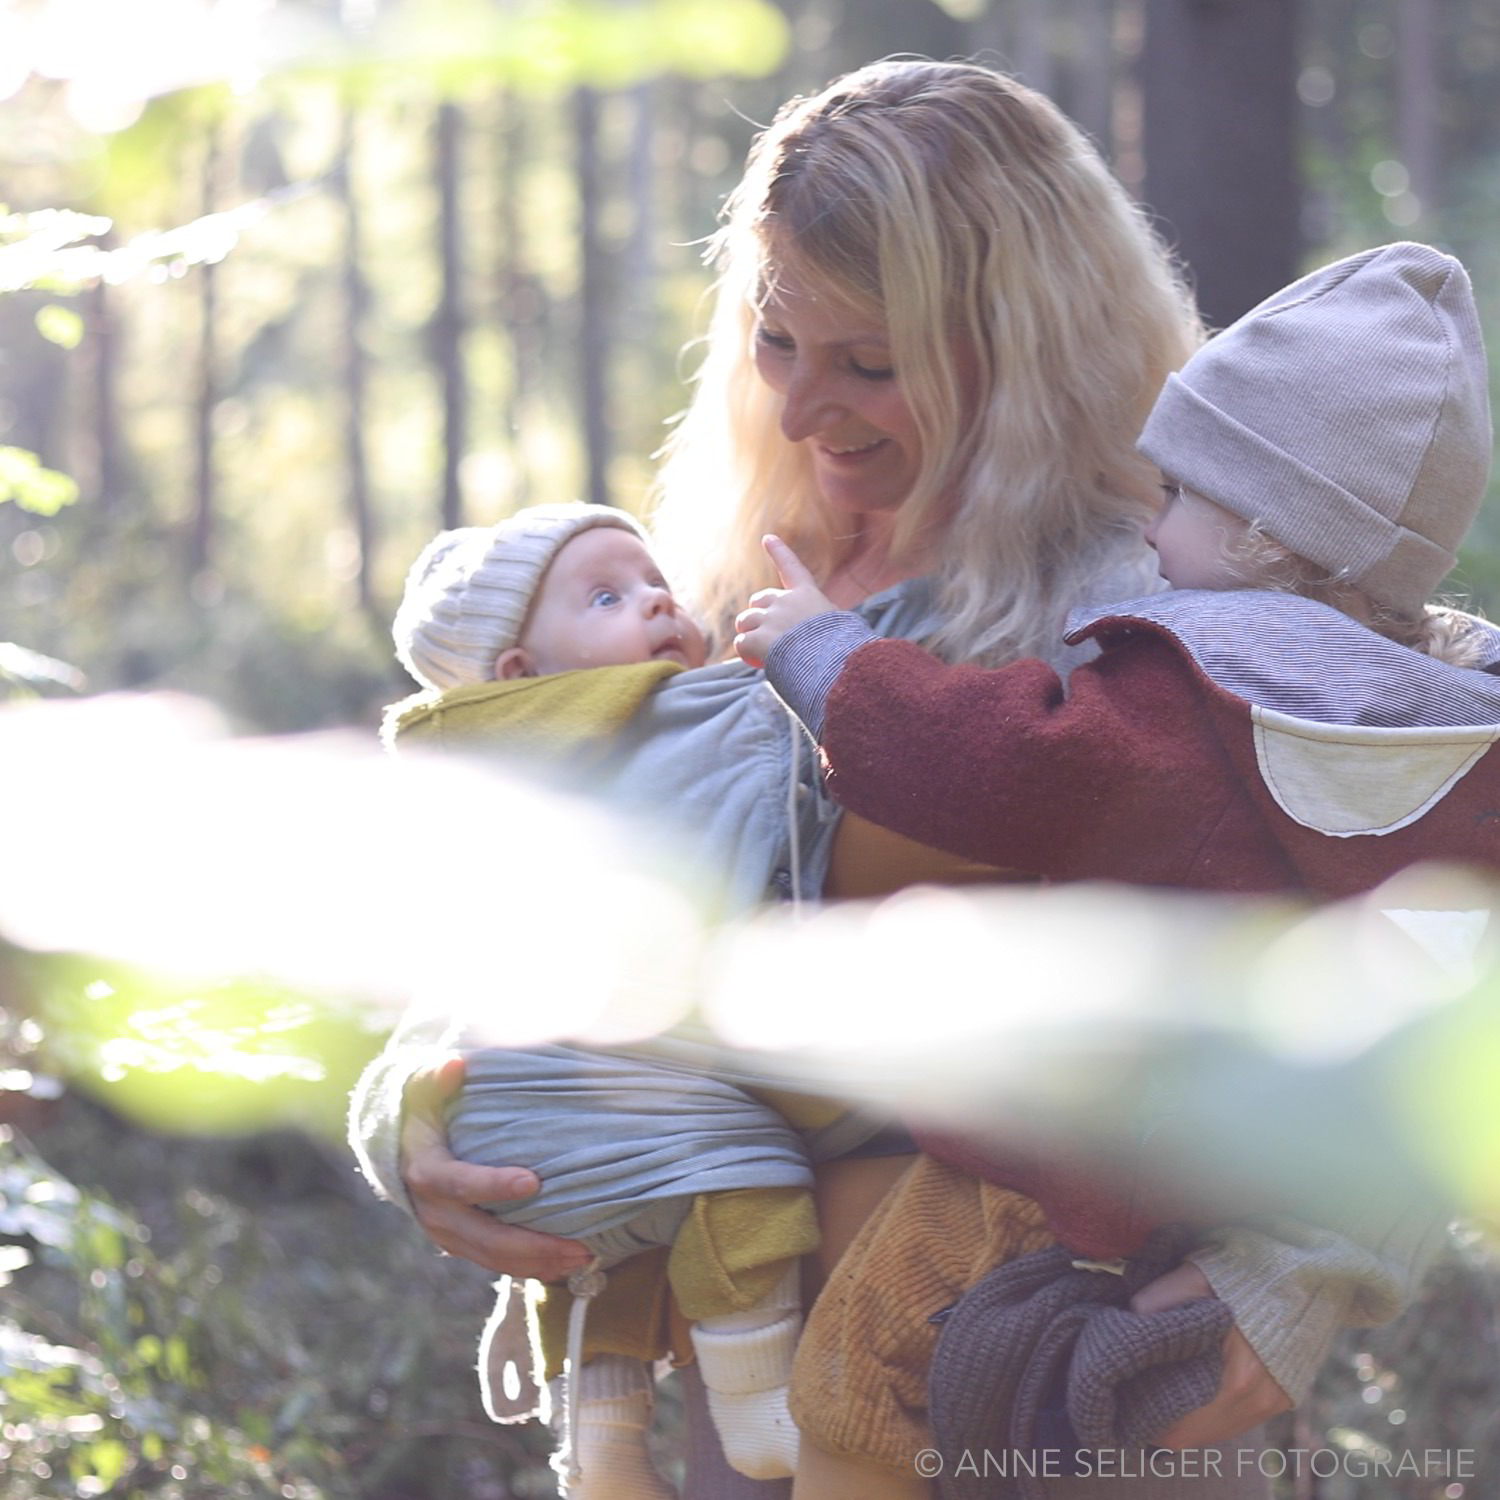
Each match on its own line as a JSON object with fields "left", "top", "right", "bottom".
{"left": 767, "top": 588, "right": 1500, "bottom": 1255}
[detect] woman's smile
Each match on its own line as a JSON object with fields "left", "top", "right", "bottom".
{"left": 752, "top": 287, "right": 923, "bottom": 515}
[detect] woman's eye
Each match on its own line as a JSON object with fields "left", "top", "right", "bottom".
{"left": 590, "top": 588, "right": 621, "bottom": 608}
{"left": 850, "top": 357, "right": 895, "bottom": 381}
{"left": 754, "top": 327, "right": 795, "bottom": 354}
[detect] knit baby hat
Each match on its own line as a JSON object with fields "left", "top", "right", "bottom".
{"left": 393, "top": 501, "right": 650, "bottom": 690}
{"left": 1138, "top": 240, "right": 1492, "bottom": 616}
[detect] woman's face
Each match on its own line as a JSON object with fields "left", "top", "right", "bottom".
{"left": 752, "top": 285, "right": 925, "bottom": 517}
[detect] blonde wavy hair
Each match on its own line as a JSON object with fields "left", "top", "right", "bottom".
{"left": 1230, "top": 523, "right": 1491, "bottom": 668}
{"left": 649, "top": 58, "right": 1203, "bottom": 664}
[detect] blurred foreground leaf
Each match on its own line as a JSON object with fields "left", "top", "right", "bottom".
{"left": 0, "top": 690, "right": 1498, "bottom": 1234}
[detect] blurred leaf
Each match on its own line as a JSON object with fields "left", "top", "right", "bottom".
{"left": 0, "top": 447, "right": 80, "bottom": 514}
{"left": 0, "top": 642, "right": 87, "bottom": 696}
{"left": 37, "top": 957, "right": 382, "bottom": 1138}
{"left": 0, "top": 208, "right": 113, "bottom": 294}
{"left": 309, "top": 0, "right": 790, "bottom": 96}
{"left": 35, "top": 302, "right": 84, "bottom": 349}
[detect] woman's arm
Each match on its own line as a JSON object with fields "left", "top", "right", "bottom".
{"left": 1132, "top": 1198, "right": 1449, "bottom": 1448}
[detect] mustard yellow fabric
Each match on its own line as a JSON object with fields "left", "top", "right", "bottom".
{"left": 534, "top": 1185, "right": 821, "bottom": 1375}
{"left": 383, "top": 661, "right": 681, "bottom": 759}
{"left": 668, "top": 1186, "right": 819, "bottom": 1320}
{"left": 534, "top": 1247, "right": 675, "bottom": 1381}
{"left": 791, "top": 1156, "right": 1054, "bottom": 1473}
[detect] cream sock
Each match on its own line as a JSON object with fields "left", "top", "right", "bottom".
{"left": 689, "top": 1265, "right": 802, "bottom": 1480}
{"left": 547, "top": 1354, "right": 677, "bottom": 1500}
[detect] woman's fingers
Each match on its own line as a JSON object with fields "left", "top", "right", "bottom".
{"left": 1129, "top": 1260, "right": 1213, "bottom": 1315}
{"left": 1151, "top": 1327, "right": 1292, "bottom": 1448}
{"left": 1131, "top": 1261, "right": 1292, "bottom": 1448}
{"left": 399, "top": 1052, "right": 590, "bottom": 1280}
{"left": 419, "top": 1190, "right": 592, "bottom": 1280}
{"left": 406, "top": 1140, "right": 590, "bottom": 1279}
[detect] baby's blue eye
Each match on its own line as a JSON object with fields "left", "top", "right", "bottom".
{"left": 591, "top": 588, "right": 621, "bottom": 608}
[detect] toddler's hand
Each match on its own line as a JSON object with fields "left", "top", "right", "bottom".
{"left": 734, "top": 535, "right": 838, "bottom": 668}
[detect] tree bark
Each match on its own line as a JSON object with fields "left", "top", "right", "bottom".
{"left": 190, "top": 125, "right": 221, "bottom": 577}
{"left": 435, "top": 101, "right": 467, "bottom": 530}
{"left": 335, "top": 103, "right": 376, "bottom": 613}
{"left": 574, "top": 85, "right": 610, "bottom": 510}
{"left": 495, "top": 86, "right": 540, "bottom": 508}
{"left": 1397, "top": 0, "right": 1440, "bottom": 226}
{"left": 88, "top": 233, "right": 122, "bottom": 514}
{"left": 1140, "top": 0, "right": 1301, "bottom": 329}
{"left": 1070, "top": 0, "right": 1117, "bottom": 155}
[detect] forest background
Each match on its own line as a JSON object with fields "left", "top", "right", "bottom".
{"left": 2, "top": 0, "right": 1500, "bottom": 1496}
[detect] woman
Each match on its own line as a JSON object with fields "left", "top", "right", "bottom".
{"left": 352, "top": 59, "right": 1395, "bottom": 1498}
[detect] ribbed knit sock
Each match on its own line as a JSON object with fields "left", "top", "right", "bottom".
{"left": 689, "top": 1266, "right": 802, "bottom": 1480}
{"left": 547, "top": 1354, "right": 677, "bottom": 1500}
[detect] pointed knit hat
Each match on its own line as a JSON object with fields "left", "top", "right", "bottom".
{"left": 1138, "top": 241, "right": 1492, "bottom": 615}
{"left": 392, "top": 501, "right": 649, "bottom": 691}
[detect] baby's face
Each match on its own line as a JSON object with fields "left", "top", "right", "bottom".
{"left": 508, "top": 527, "right": 708, "bottom": 676}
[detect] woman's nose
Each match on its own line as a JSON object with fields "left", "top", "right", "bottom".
{"left": 779, "top": 365, "right": 839, "bottom": 444}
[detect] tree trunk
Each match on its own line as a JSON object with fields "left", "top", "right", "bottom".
{"left": 1011, "top": 0, "right": 1056, "bottom": 95}
{"left": 1140, "top": 0, "right": 1300, "bottom": 329}
{"left": 88, "top": 234, "right": 122, "bottom": 514}
{"left": 624, "top": 80, "right": 656, "bottom": 355}
{"left": 190, "top": 125, "right": 221, "bottom": 577}
{"left": 335, "top": 103, "right": 376, "bottom": 613}
{"left": 1070, "top": 0, "right": 1117, "bottom": 155}
{"left": 1397, "top": 0, "right": 1440, "bottom": 227}
{"left": 435, "top": 101, "right": 467, "bottom": 530}
{"left": 495, "top": 86, "right": 539, "bottom": 508}
{"left": 575, "top": 85, "right": 611, "bottom": 510}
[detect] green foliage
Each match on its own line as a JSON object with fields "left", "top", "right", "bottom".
{"left": 0, "top": 445, "right": 79, "bottom": 515}
{"left": 33, "top": 954, "right": 385, "bottom": 1142}
{"left": 0, "top": 1095, "right": 562, "bottom": 1499}
{"left": 304, "top": 0, "right": 790, "bottom": 98}
{"left": 0, "top": 933, "right": 558, "bottom": 1497}
{"left": 0, "top": 1129, "right": 278, "bottom": 1497}
{"left": 35, "top": 303, "right": 85, "bottom": 351}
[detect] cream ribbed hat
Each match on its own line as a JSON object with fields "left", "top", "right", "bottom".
{"left": 1138, "top": 241, "right": 1492, "bottom": 614}
{"left": 393, "top": 502, "right": 649, "bottom": 690}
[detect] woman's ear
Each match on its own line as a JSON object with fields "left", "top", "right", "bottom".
{"left": 493, "top": 647, "right": 534, "bottom": 680}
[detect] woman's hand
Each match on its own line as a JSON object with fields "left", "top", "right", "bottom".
{"left": 402, "top": 1054, "right": 592, "bottom": 1281}
{"left": 734, "top": 535, "right": 839, "bottom": 668}
{"left": 1130, "top": 1261, "right": 1293, "bottom": 1448}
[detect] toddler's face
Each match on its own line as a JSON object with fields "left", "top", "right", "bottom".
{"left": 1144, "top": 481, "right": 1250, "bottom": 591}
{"left": 501, "top": 527, "right": 708, "bottom": 677}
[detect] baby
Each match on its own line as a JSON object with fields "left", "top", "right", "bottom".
{"left": 378, "top": 502, "right": 868, "bottom": 1497}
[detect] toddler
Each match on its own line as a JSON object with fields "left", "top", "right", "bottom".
{"left": 735, "top": 241, "right": 1497, "bottom": 1493}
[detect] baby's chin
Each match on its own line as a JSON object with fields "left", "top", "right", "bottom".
{"left": 652, "top": 643, "right": 707, "bottom": 669}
